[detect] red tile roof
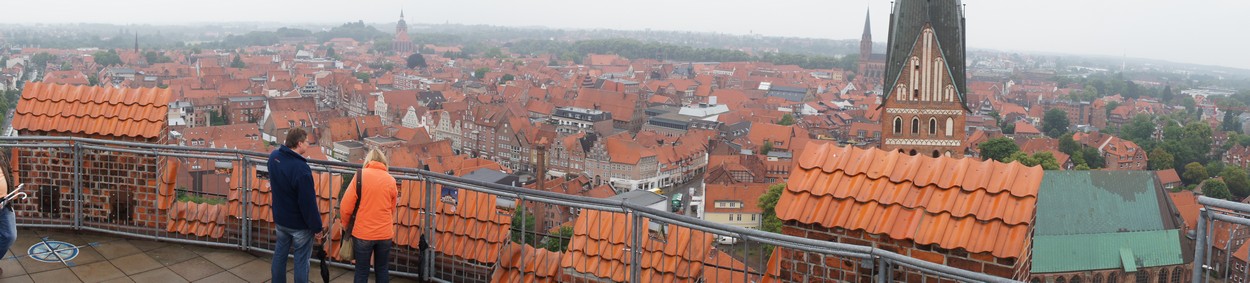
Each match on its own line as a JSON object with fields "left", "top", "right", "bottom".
{"left": 14, "top": 82, "right": 171, "bottom": 139}
{"left": 1169, "top": 190, "right": 1199, "bottom": 232}
{"left": 777, "top": 142, "right": 1043, "bottom": 259}
{"left": 561, "top": 210, "right": 716, "bottom": 282}
{"left": 491, "top": 243, "right": 564, "bottom": 283}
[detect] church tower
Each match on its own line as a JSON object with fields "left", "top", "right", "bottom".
{"left": 394, "top": 10, "right": 414, "bottom": 53}
{"left": 878, "top": 0, "right": 968, "bottom": 158}
{"left": 859, "top": 9, "right": 872, "bottom": 62}
{"left": 856, "top": 8, "right": 886, "bottom": 91}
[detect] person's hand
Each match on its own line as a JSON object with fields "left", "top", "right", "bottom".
{"left": 314, "top": 232, "right": 325, "bottom": 241}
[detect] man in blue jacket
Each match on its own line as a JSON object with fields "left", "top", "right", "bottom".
{"left": 268, "top": 128, "right": 322, "bottom": 283}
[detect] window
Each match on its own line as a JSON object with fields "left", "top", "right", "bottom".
{"left": 1157, "top": 269, "right": 1167, "bottom": 283}
{"left": 1056, "top": 277, "right": 1066, "bottom": 283}
{"left": 911, "top": 118, "right": 920, "bottom": 134}
{"left": 893, "top": 117, "right": 902, "bottom": 134}
{"left": 929, "top": 118, "right": 937, "bottom": 135}
{"left": 1107, "top": 273, "right": 1117, "bottom": 283}
{"left": 945, "top": 117, "right": 954, "bottom": 136}
{"left": 1070, "top": 276, "right": 1082, "bottom": 283}
{"left": 1092, "top": 274, "right": 1102, "bottom": 283}
{"left": 1135, "top": 270, "right": 1148, "bottom": 283}
{"left": 1171, "top": 267, "right": 1182, "bottom": 283}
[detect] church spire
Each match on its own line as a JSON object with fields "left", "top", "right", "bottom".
{"left": 862, "top": 8, "right": 871, "bottom": 38}
{"left": 400, "top": 9, "right": 404, "bottom": 19}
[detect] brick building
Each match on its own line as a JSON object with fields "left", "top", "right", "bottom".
{"left": 9, "top": 82, "right": 173, "bottom": 227}
{"left": 877, "top": 0, "right": 969, "bottom": 158}
{"left": 1029, "top": 171, "right": 1191, "bottom": 282}
{"left": 766, "top": 142, "right": 1042, "bottom": 282}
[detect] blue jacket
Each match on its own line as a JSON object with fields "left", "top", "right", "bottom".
{"left": 268, "top": 145, "right": 322, "bottom": 233}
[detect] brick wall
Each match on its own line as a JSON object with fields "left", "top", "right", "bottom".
{"left": 775, "top": 221, "right": 1028, "bottom": 282}
{"left": 1031, "top": 265, "right": 1189, "bottom": 283}
{"left": 12, "top": 139, "right": 167, "bottom": 230}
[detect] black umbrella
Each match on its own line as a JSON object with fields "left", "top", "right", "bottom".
{"left": 315, "top": 241, "right": 330, "bottom": 283}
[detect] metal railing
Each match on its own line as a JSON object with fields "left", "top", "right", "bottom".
{"left": 0, "top": 136, "right": 1020, "bottom": 283}
{"left": 1195, "top": 196, "right": 1250, "bottom": 283}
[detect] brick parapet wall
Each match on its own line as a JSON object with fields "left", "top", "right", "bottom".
{"left": 10, "top": 136, "right": 168, "bottom": 230}
{"left": 776, "top": 221, "right": 1027, "bottom": 282}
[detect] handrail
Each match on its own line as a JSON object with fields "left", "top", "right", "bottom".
{"left": 0, "top": 136, "right": 1021, "bottom": 283}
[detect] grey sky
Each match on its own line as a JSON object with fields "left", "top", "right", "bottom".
{"left": 3, "top": 0, "right": 1247, "bottom": 69}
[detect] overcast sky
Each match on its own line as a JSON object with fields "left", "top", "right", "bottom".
{"left": 3, "top": 0, "right": 1247, "bottom": 69}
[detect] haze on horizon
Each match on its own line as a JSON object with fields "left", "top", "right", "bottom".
{"left": 2, "top": 0, "right": 1246, "bottom": 70}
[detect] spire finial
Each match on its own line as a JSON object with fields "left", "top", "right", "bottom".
{"left": 400, "top": 9, "right": 405, "bottom": 19}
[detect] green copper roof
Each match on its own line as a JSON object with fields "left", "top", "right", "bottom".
{"left": 1034, "top": 171, "right": 1165, "bottom": 236}
{"left": 1032, "top": 230, "right": 1184, "bottom": 273}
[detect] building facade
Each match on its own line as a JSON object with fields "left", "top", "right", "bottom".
{"left": 878, "top": 0, "right": 968, "bottom": 158}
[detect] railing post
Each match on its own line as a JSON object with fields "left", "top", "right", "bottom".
{"left": 630, "top": 210, "right": 642, "bottom": 283}
{"left": 1194, "top": 208, "right": 1208, "bottom": 283}
{"left": 423, "top": 176, "right": 436, "bottom": 282}
{"left": 518, "top": 196, "right": 526, "bottom": 278}
{"left": 72, "top": 141, "right": 82, "bottom": 230}
{"left": 877, "top": 256, "right": 891, "bottom": 283}
{"left": 240, "top": 156, "right": 252, "bottom": 250}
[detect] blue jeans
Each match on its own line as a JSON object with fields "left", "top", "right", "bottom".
{"left": 353, "top": 238, "right": 391, "bottom": 283}
{"left": 273, "top": 225, "right": 314, "bottom": 283}
{"left": 0, "top": 206, "right": 14, "bottom": 259}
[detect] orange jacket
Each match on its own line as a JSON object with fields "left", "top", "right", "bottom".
{"left": 340, "top": 161, "right": 398, "bottom": 241}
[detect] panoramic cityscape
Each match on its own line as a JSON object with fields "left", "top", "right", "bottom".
{"left": 0, "top": 1, "right": 1247, "bottom": 282}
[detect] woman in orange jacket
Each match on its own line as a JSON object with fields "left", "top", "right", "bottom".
{"left": 341, "top": 148, "right": 398, "bottom": 283}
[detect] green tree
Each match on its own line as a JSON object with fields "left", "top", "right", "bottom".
{"left": 88, "top": 75, "right": 99, "bottom": 86}
{"left": 541, "top": 226, "right": 574, "bottom": 252}
{"left": 1080, "top": 147, "right": 1105, "bottom": 169}
{"left": 1075, "top": 164, "right": 1091, "bottom": 170}
{"left": 1121, "top": 115, "right": 1156, "bottom": 144}
{"left": 474, "top": 67, "right": 489, "bottom": 79}
{"left": 1161, "top": 85, "right": 1175, "bottom": 102}
{"left": 1059, "top": 134, "right": 1080, "bottom": 155}
{"left": 355, "top": 72, "right": 370, "bottom": 83}
{"left": 1221, "top": 167, "right": 1250, "bottom": 200}
{"left": 1003, "top": 151, "right": 1061, "bottom": 170}
{"left": 1204, "top": 179, "right": 1233, "bottom": 200}
{"left": 501, "top": 74, "right": 515, "bottom": 83}
{"left": 230, "top": 54, "right": 245, "bottom": 68}
{"left": 59, "top": 62, "right": 72, "bottom": 70}
{"left": 757, "top": 183, "right": 785, "bottom": 254}
{"left": 325, "top": 46, "right": 337, "bottom": 59}
{"left": 406, "top": 53, "right": 427, "bottom": 69}
{"left": 1043, "top": 109, "right": 1070, "bottom": 138}
{"left": 484, "top": 47, "right": 504, "bottom": 58}
{"left": 1183, "top": 162, "right": 1208, "bottom": 185}
{"left": 1148, "top": 148, "right": 1175, "bottom": 170}
{"left": 208, "top": 110, "right": 228, "bottom": 126}
{"left": 978, "top": 137, "right": 1020, "bottom": 162}
{"left": 760, "top": 142, "right": 774, "bottom": 155}
{"left": 777, "top": 114, "right": 796, "bottom": 126}
{"left": 92, "top": 51, "right": 122, "bottom": 66}
{"left": 510, "top": 207, "right": 538, "bottom": 246}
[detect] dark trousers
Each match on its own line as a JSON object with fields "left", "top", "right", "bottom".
{"left": 352, "top": 238, "right": 392, "bottom": 283}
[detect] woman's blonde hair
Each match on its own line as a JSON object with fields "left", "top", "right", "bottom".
{"left": 364, "top": 148, "right": 389, "bottom": 167}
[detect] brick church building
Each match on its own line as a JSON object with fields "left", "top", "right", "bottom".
{"left": 877, "top": 0, "right": 969, "bottom": 158}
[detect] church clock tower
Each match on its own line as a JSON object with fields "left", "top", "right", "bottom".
{"left": 878, "top": 0, "right": 969, "bottom": 158}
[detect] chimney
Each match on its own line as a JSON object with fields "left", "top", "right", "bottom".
{"left": 535, "top": 138, "right": 549, "bottom": 192}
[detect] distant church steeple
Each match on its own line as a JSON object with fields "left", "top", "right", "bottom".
{"left": 860, "top": 8, "right": 872, "bottom": 60}
{"left": 394, "top": 9, "right": 413, "bottom": 53}
{"left": 134, "top": 32, "right": 139, "bottom": 53}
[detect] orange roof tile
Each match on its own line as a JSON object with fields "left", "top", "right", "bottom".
{"left": 561, "top": 210, "right": 715, "bottom": 283}
{"left": 1169, "top": 190, "right": 1199, "bottom": 232}
{"left": 491, "top": 243, "right": 564, "bottom": 283}
{"left": 13, "top": 82, "right": 171, "bottom": 139}
{"left": 777, "top": 142, "right": 1043, "bottom": 259}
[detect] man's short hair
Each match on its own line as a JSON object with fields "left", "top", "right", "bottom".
{"left": 284, "top": 128, "right": 307, "bottom": 148}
